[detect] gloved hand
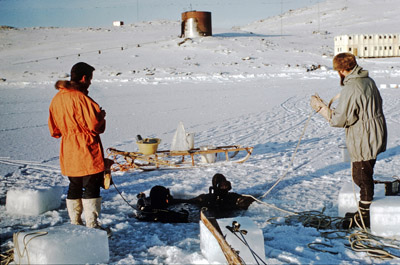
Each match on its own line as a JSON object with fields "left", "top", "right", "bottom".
{"left": 310, "top": 94, "right": 325, "bottom": 112}
{"left": 310, "top": 94, "right": 332, "bottom": 121}
{"left": 103, "top": 158, "right": 114, "bottom": 190}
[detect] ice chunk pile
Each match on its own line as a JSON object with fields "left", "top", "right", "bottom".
{"left": 6, "top": 186, "right": 62, "bottom": 215}
{"left": 200, "top": 216, "right": 266, "bottom": 264}
{"left": 13, "top": 224, "right": 109, "bottom": 264}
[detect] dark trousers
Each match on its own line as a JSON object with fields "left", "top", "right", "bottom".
{"left": 67, "top": 172, "right": 103, "bottom": 199}
{"left": 352, "top": 159, "right": 376, "bottom": 202}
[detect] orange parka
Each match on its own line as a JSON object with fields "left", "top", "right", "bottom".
{"left": 48, "top": 81, "right": 105, "bottom": 177}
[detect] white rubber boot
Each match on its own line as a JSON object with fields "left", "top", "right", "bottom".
{"left": 82, "top": 197, "right": 112, "bottom": 237}
{"left": 82, "top": 197, "right": 102, "bottom": 228}
{"left": 66, "top": 198, "right": 84, "bottom": 225}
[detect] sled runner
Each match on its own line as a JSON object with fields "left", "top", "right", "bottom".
{"left": 106, "top": 145, "right": 253, "bottom": 172}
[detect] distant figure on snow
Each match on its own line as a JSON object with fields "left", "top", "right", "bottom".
{"left": 48, "top": 62, "right": 109, "bottom": 231}
{"left": 310, "top": 53, "right": 387, "bottom": 229}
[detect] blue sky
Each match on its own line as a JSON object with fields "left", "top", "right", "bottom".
{"left": 0, "top": 0, "right": 320, "bottom": 28}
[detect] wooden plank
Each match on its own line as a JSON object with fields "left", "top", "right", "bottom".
{"left": 200, "top": 210, "right": 244, "bottom": 265}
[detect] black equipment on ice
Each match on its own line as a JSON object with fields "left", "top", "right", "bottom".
{"left": 135, "top": 185, "right": 189, "bottom": 223}
{"left": 374, "top": 179, "right": 400, "bottom": 196}
{"left": 186, "top": 173, "right": 255, "bottom": 217}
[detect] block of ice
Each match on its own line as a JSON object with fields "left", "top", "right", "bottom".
{"left": 337, "top": 182, "right": 360, "bottom": 217}
{"left": 337, "top": 182, "right": 384, "bottom": 217}
{"left": 200, "top": 216, "right": 266, "bottom": 264}
{"left": 13, "top": 224, "right": 109, "bottom": 264}
{"left": 6, "top": 186, "right": 63, "bottom": 216}
{"left": 370, "top": 196, "right": 400, "bottom": 238}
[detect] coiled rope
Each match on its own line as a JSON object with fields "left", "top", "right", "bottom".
{"left": 349, "top": 230, "right": 400, "bottom": 260}
{"left": 265, "top": 208, "right": 400, "bottom": 260}
{"left": 0, "top": 249, "right": 14, "bottom": 265}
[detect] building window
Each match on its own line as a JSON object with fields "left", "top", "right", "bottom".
{"left": 379, "top": 35, "right": 382, "bottom": 39}
{"left": 349, "top": 47, "right": 352, "bottom": 51}
{"left": 375, "top": 46, "right": 377, "bottom": 50}
{"left": 389, "top": 46, "right": 392, "bottom": 50}
{"left": 365, "top": 47, "right": 368, "bottom": 51}
{"left": 369, "top": 36, "right": 372, "bottom": 39}
{"left": 384, "top": 46, "right": 387, "bottom": 50}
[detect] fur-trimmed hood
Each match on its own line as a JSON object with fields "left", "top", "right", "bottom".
{"left": 55, "top": 80, "right": 88, "bottom": 95}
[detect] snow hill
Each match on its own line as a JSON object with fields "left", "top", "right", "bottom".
{"left": 1, "top": 0, "right": 400, "bottom": 263}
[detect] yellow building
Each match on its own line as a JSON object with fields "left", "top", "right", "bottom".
{"left": 334, "top": 34, "right": 400, "bottom": 58}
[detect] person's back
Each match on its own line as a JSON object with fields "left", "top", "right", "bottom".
{"left": 330, "top": 64, "right": 387, "bottom": 162}
{"left": 49, "top": 81, "right": 105, "bottom": 176}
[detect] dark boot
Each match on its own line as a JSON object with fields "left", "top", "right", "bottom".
{"left": 342, "top": 201, "right": 371, "bottom": 229}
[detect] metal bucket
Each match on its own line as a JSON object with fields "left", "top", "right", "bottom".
{"left": 200, "top": 145, "right": 216, "bottom": 163}
{"left": 338, "top": 144, "right": 350, "bottom": 163}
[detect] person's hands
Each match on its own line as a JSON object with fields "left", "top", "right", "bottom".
{"left": 310, "top": 94, "right": 326, "bottom": 112}
{"left": 100, "top": 108, "right": 106, "bottom": 119}
{"left": 310, "top": 94, "right": 331, "bottom": 121}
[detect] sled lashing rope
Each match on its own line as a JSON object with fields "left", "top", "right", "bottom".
{"left": 13, "top": 231, "right": 49, "bottom": 265}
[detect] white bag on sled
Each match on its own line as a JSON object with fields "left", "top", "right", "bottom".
{"left": 170, "top": 122, "right": 194, "bottom": 151}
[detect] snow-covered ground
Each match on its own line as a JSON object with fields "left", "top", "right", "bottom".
{"left": 1, "top": 0, "right": 400, "bottom": 263}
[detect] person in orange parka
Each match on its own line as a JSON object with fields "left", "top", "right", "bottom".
{"left": 48, "top": 62, "right": 107, "bottom": 229}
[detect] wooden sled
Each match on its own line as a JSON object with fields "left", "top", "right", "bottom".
{"left": 200, "top": 209, "right": 244, "bottom": 265}
{"left": 106, "top": 145, "right": 253, "bottom": 172}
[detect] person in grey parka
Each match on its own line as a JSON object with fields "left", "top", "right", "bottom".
{"left": 310, "top": 52, "right": 387, "bottom": 229}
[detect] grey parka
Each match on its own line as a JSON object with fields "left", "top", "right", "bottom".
{"left": 330, "top": 65, "right": 387, "bottom": 162}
